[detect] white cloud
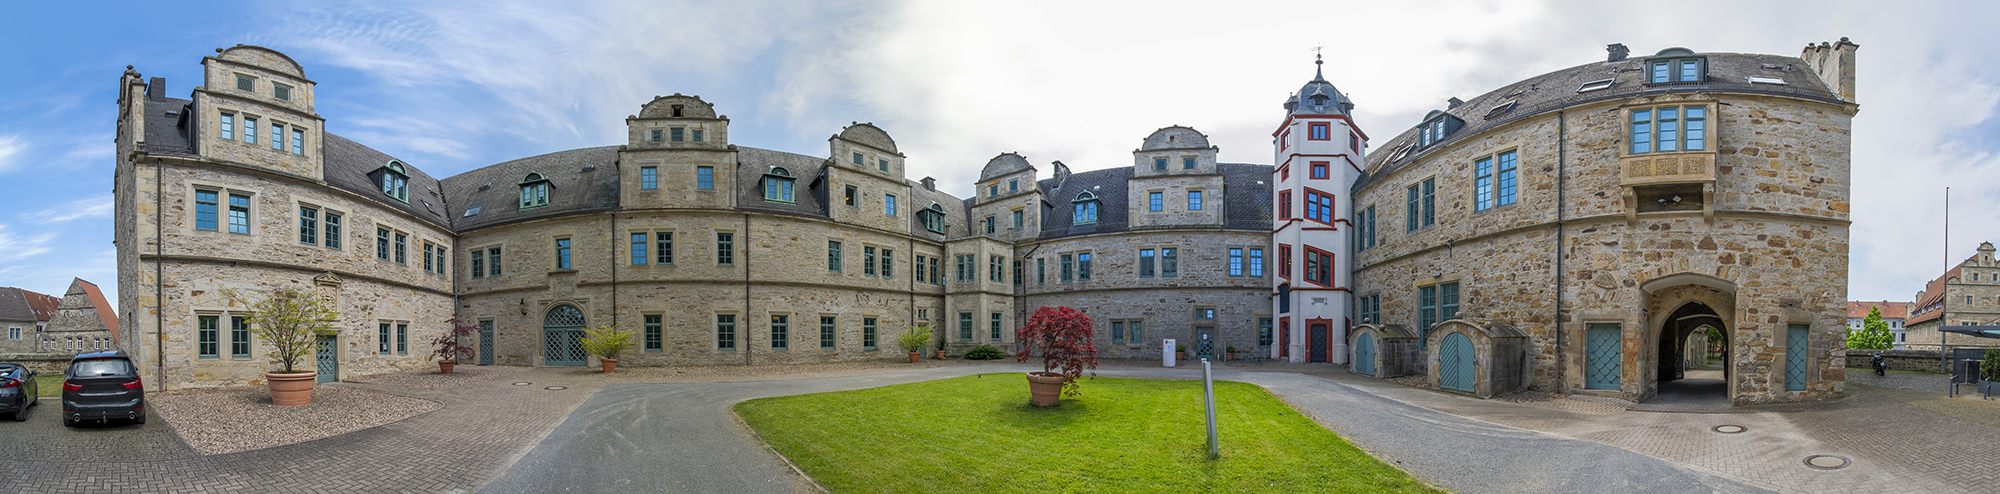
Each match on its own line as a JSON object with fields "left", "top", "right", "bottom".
{"left": 26, "top": 196, "right": 114, "bottom": 224}
{"left": 0, "top": 135, "right": 22, "bottom": 174}
{"left": 0, "top": 223, "right": 55, "bottom": 264}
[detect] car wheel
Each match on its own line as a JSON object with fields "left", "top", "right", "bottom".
{"left": 13, "top": 407, "right": 26, "bottom": 422}
{"left": 62, "top": 415, "right": 75, "bottom": 427}
{"left": 133, "top": 412, "right": 146, "bottom": 425}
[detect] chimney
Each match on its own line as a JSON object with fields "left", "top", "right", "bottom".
{"left": 147, "top": 77, "right": 166, "bottom": 102}
{"left": 1051, "top": 160, "right": 1072, "bottom": 189}
{"left": 1606, "top": 43, "right": 1629, "bottom": 62}
{"left": 920, "top": 177, "right": 936, "bottom": 191}
{"left": 1801, "top": 38, "right": 1859, "bottom": 103}
{"left": 1446, "top": 97, "right": 1463, "bottom": 110}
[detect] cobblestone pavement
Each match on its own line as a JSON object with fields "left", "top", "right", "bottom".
{"left": 1, "top": 359, "right": 1993, "bottom": 493}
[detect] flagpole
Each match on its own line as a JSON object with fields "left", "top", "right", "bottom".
{"left": 1941, "top": 187, "right": 1949, "bottom": 374}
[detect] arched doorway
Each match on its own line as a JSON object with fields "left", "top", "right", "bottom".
{"left": 1651, "top": 302, "right": 1728, "bottom": 403}
{"left": 543, "top": 305, "right": 588, "bottom": 366}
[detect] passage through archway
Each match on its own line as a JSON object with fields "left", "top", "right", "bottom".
{"left": 1650, "top": 302, "right": 1728, "bottom": 404}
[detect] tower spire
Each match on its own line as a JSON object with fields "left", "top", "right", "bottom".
{"left": 1313, "top": 46, "right": 1326, "bottom": 81}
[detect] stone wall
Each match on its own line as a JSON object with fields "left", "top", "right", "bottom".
{"left": 1018, "top": 229, "right": 1271, "bottom": 359}
{"left": 1843, "top": 348, "right": 1955, "bottom": 374}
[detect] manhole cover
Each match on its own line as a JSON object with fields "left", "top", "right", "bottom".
{"left": 1712, "top": 425, "right": 1747, "bottom": 434}
{"left": 1803, "top": 455, "right": 1850, "bottom": 470}
{"left": 545, "top": 386, "right": 568, "bottom": 391}
{"left": 512, "top": 382, "right": 533, "bottom": 386}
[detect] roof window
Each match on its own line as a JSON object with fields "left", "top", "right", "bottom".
{"left": 1577, "top": 79, "right": 1616, "bottom": 93}
{"left": 1484, "top": 100, "right": 1518, "bottom": 119}
{"left": 1747, "top": 76, "right": 1787, "bottom": 85}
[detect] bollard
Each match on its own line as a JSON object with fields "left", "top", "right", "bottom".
{"left": 1202, "top": 358, "right": 1218, "bottom": 459}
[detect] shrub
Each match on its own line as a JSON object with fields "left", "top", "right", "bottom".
{"left": 579, "top": 324, "right": 638, "bottom": 360}
{"left": 430, "top": 313, "right": 479, "bottom": 363}
{"left": 897, "top": 325, "right": 931, "bottom": 353}
{"left": 1984, "top": 349, "right": 2000, "bottom": 382}
{"left": 1016, "top": 306, "right": 1098, "bottom": 396}
{"left": 965, "top": 345, "right": 1007, "bottom": 360}
{"left": 227, "top": 289, "right": 337, "bottom": 374}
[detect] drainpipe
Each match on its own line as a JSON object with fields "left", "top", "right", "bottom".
{"left": 611, "top": 212, "right": 618, "bottom": 328}
{"left": 743, "top": 213, "right": 752, "bottom": 366}
{"left": 1554, "top": 110, "right": 1567, "bottom": 393}
{"left": 908, "top": 235, "right": 915, "bottom": 346}
{"left": 155, "top": 156, "right": 166, "bottom": 392}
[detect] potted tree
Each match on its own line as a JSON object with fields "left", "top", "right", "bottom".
{"left": 579, "top": 324, "right": 637, "bottom": 373}
{"left": 231, "top": 289, "right": 337, "bottom": 407}
{"left": 1015, "top": 306, "right": 1098, "bottom": 407}
{"left": 934, "top": 331, "right": 949, "bottom": 360}
{"left": 897, "top": 325, "right": 931, "bottom": 363}
{"left": 429, "top": 314, "right": 479, "bottom": 374}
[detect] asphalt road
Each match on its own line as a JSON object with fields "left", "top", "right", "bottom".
{"left": 480, "top": 364, "right": 1765, "bottom": 493}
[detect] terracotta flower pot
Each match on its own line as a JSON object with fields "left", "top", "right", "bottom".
{"left": 602, "top": 358, "right": 618, "bottom": 373}
{"left": 439, "top": 361, "right": 456, "bottom": 374}
{"left": 907, "top": 352, "right": 920, "bottom": 363}
{"left": 266, "top": 371, "right": 317, "bottom": 407}
{"left": 1026, "top": 371, "right": 1069, "bottom": 407}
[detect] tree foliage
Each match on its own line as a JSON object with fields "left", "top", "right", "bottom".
{"left": 229, "top": 289, "right": 338, "bottom": 374}
{"left": 430, "top": 314, "right": 480, "bottom": 363}
{"left": 579, "top": 324, "right": 638, "bottom": 360}
{"left": 1846, "top": 306, "right": 1894, "bottom": 350}
{"left": 897, "top": 325, "right": 932, "bottom": 353}
{"left": 1016, "top": 306, "right": 1098, "bottom": 396}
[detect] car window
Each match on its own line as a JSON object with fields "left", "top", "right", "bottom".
{"left": 70, "top": 359, "right": 135, "bottom": 377}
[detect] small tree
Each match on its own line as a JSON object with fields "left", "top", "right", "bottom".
{"left": 897, "top": 325, "right": 932, "bottom": 353}
{"left": 230, "top": 289, "right": 338, "bottom": 374}
{"left": 1983, "top": 349, "right": 2000, "bottom": 382}
{"left": 430, "top": 314, "right": 479, "bottom": 363}
{"left": 1846, "top": 306, "right": 1893, "bottom": 350}
{"left": 579, "top": 324, "right": 638, "bottom": 361}
{"left": 1015, "top": 306, "right": 1098, "bottom": 396}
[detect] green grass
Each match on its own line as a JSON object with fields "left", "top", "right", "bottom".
{"left": 35, "top": 375, "right": 62, "bottom": 398}
{"left": 735, "top": 374, "right": 1438, "bottom": 493}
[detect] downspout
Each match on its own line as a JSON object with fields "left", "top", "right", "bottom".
{"left": 908, "top": 235, "right": 915, "bottom": 347}
{"left": 155, "top": 156, "right": 166, "bottom": 391}
{"left": 611, "top": 212, "right": 618, "bottom": 328}
{"left": 1553, "top": 110, "right": 1567, "bottom": 393}
{"left": 743, "top": 213, "right": 752, "bottom": 366}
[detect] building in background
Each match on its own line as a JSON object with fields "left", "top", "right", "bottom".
{"left": 0, "top": 287, "right": 59, "bottom": 354}
{"left": 1904, "top": 241, "right": 2000, "bottom": 350}
{"left": 40, "top": 278, "right": 119, "bottom": 354}
{"left": 1846, "top": 300, "right": 1910, "bottom": 349}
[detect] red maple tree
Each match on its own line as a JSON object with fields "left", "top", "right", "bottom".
{"left": 1016, "top": 306, "right": 1099, "bottom": 396}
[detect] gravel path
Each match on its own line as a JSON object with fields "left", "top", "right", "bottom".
{"left": 151, "top": 382, "right": 441, "bottom": 455}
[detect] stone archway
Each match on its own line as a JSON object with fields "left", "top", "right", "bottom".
{"left": 1639, "top": 273, "right": 1737, "bottom": 403}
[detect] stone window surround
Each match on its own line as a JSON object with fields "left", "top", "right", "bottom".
{"left": 828, "top": 239, "right": 843, "bottom": 274}
{"left": 1148, "top": 190, "right": 1164, "bottom": 212}
{"left": 715, "top": 312, "right": 739, "bottom": 351}
{"left": 715, "top": 230, "right": 736, "bottom": 266}
{"left": 233, "top": 72, "right": 256, "bottom": 92}
{"left": 818, "top": 313, "right": 838, "bottom": 350}
{"left": 1467, "top": 145, "right": 1525, "bottom": 213}
{"left": 551, "top": 235, "right": 574, "bottom": 271}
{"left": 191, "top": 183, "right": 258, "bottom": 236}
{"left": 376, "top": 319, "right": 414, "bottom": 356}
{"left": 1406, "top": 176, "right": 1437, "bottom": 233}
{"left": 1011, "top": 208, "right": 1024, "bottom": 229}
{"left": 642, "top": 313, "right": 664, "bottom": 352}
{"left": 295, "top": 201, "right": 345, "bottom": 250}
{"left": 1110, "top": 319, "right": 1146, "bottom": 345}
{"left": 769, "top": 312, "right": 790, "bottom": 351}
{"left": 193, "top": 310, "right": 256, "bottom": 360}
{"left": 862, "top": 316, "right": 879, "bottom": 350}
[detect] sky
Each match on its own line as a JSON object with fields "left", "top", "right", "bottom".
{"left": 0, "top": 0, "right": 1994, "bottom": 312}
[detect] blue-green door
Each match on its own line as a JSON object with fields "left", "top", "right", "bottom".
{"left": 1586, "top": 324, "right": 1622, "bottom": 390}
{"left": 1784, "top": 324, "right": 1807, "bottom": 391}
{"left": 543, "top": 305, "right": 587, "bottom": 367}
{"left": 479, "top": 321, "right": 494, "bottom": 366}
{"left": 315, "top": 336, "right": 338, "bottom": 383}
{"left": 1439, "top": 332, "right": 1474, "bottom": 392}
{"left": 1354, "top": 333, "right": 1376, "bottom": 376}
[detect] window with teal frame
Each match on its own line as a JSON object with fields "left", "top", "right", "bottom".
{"left": 518, "top": 172, "right": 550, "bottom": 209}
{"left": 763, "top": 167, "right": 795, "bottom": 203}
{"left": 1072, "top": 192, "right": 1099, "bottom": 224}
{"left": 380, "top": 161, "right": 409, "bottom": 203}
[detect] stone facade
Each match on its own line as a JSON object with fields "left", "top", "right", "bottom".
{"left": 1348, "top": 42, "right": 1860, "bottom": 405}
{"left": 0, "top": 287, "right": 57, "bottom": 354}
{"left": 1904, "top": 241, "right": 2000, "bottom": 350}
{"left": 39, "top": 279, "right": 120, "bottom": 355}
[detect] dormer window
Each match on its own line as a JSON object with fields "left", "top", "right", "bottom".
{"left": 671, "top": 105, "right": 683, "bottom": 117}
{"left": 380, "top": 161, "right": 409, "bottom": 203}
{"left": 763, "top": 167, "right": 795, "bottom": 203}
{"left": 1647, "top": 49, "right": 1706, "bottom": 84}
{"left": 273, "top": 83, "right": 292, "bottom": 101}
{"left": 1419, "top": 119, "right": 1445, "bottom": 147}
{"left": 1072, "top": 191, "right": 1100, "bottom": 224}
{"left": 921, "top": 204, "right": 947, "bottom": 233}
{"left": 518, "top": 172, "right": 550, "bottom": 209}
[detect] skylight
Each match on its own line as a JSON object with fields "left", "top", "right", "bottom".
{"left": 1747, "top": 76, "right": 1787, "bottom": 85}
{"left": 1577, "top": 79, "right": 1615, "bottom": 93}
{"left": 463, "top": 206, "right": 482, "bottom": 217}
{"left": 1484, "top": 100, "right": 1518, "bottom": 119}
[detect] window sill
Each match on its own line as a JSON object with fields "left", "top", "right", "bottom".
{"left": 548, "top": 269, "right": 578, "bottom": 275}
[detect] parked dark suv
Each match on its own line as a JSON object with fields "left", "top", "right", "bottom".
{"left": 62, "top": 351, "right": 146, "bottom": 426}
{"left": 0, "top": 363, "right": 38, "bottom": 421}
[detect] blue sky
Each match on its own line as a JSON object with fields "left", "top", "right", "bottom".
{"left": 2, "top": 0, "right": 1997, "bottom": 310}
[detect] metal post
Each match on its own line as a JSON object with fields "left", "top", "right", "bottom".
{"left": 1202, "top": 358, "right": 1218, "bottom": 459}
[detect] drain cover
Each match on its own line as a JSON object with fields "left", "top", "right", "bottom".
{"left": 512, "top": 382, "right": 533, "bottom": 386}
{"left": 544, "top": 386, "right": 568, "bottom": 391}
{"left": 1712, "top": 425, "right": 1747, "bottom": 434}
{"left": 1803, "top": 455, "right": 1850, "bottom": 470}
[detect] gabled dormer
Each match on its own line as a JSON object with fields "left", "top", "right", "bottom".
{"left": 1132, "top": 126, "right": 1219, "bottom": 177}
{"left": 195, "top": 45, "right": 326, "bottom": 180}
{"left": 372, "top": 160, "right": 412, "bottom": 204}
{"left": 1415, "top": 110, "right": 1464, "bottom": 149}
{"left": 1645, "top": 47, "right": 1707, "bottom": 85}
{"left": 627, "top": 94, "right": 728, "bottom": 149}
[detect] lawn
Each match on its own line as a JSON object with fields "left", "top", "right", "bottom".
{"left": 734, "top": 374, "right": 1438, "bottom": 493}
{"left": 35, "top": 375, "right": 61, "bottom": 398}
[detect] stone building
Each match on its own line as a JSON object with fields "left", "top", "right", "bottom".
{"left": 0, "top": 287, "right": 59, "bottom": 354}
{"left": 1271, "top": 56, "right": 1365, "bottom": 364}
{"left": 115, "top": 46, "right": 457, "bottom": 390}
{"left": 40, "top": 279, "right": 121, "bottom": 354}
{"left": 1846, "top": 300, "right": 1908, "bottom": 349}
{"left": 1905, "top": 241, "right": 2000, "bottom": 350}
{"left": 1345, "top": 40, "right": 1859, "bottom": 405}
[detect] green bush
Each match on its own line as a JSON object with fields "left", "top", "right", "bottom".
{"left": 1983, "top": 349, "right": 2000, "bottom": 382}
{"left": 964, "top": 345, "right": 1007, "bottom": 360}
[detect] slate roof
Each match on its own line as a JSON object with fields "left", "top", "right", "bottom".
{"left": 734, "top": 147, "right": 832, "bottom": 219}
{"left": 909, "top": 180, "right": 969, "bottom": 241}
{"left": 1357, "top": 51, "right": 1847, "bottom": 192}
{"left": 1034, "top": 163, "right": 1272, "bottom": 241}
{"left": 0, "top": 287, "right": 58, "bottom": 323}
{"left": 140, "top": 96, "right": 198, "bottom": 158}
{"left": 440, "top": 146, "right": 623, "bottom": 231}
{"left": 323, "top": 134, "right": 451, "bottom": 229}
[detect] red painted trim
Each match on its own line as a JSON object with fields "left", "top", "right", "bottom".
{"left": 1302, "top": 226, "right": 1338, "bottom": 231}
{"left": 1275, "top": 164, "right": 1290, "bottom": 180}
{"left": 1302, "top": 187, "right": 1337, "bottom": 227}
{"left": 1307, "top": 317, "right": 1334, "bottom": 363}
{"left": 1279, "top": 153, "right": 1365, "bottom": 174}
{"left": 1272, "top": 114, "right": 1371, "bottom": 141}
{"left": 1279, "top": 317, "right": 1291, "bottom": 359}
{"left": 1302, "top": 245, "right": 1336, "bottom": 288}
{"left": 1308, "top": 122, "right": 1331, "bottom": 141}
{"left": 1309, "top": 161, "right": 1331, "bottom": 180}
